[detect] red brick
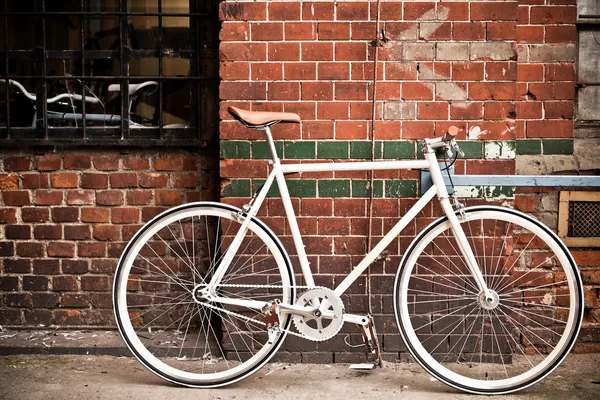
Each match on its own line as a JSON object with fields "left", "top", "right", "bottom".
{"left": 526, "top": 120, "right": 573, "bottom": 138}
{"left": 530, "top": 6, "right": 576, "bottom": 24}
{"left": 402, "top": 82, "right": 433, "bottom": 100}
{"left": 374, "top": 121, "right": 401, "bottom": 140}
{"left": 64, "top": 155, "right": 91, "bottom": 170}
{"left": 335, "top": 82, "right": 367, "bottom": 101}
{"left": 80, "top": 173, "right": 108, "bottom": 189}
{"left": 486, "top": 62, "right": 517, "bottom": 81}
{"left": 139, "top": 173, "right": 168, "bottom": 188}
{"left": 251, "top": 22, "right": 283, "bottom": 41}
{"left": 218, "top": 43, "right": 245, "bottom": 67}
{"left": 517, "top": 64, "right": 544, "bottom": 81}
{"left": 67, "top": 190, "right": 94, "bottom": 205}
{"left": 0, "top": 174, "right": 18, "bottom": 190}
{"left": 384, "top": 22, "right": 417, "bottom": 41}
{"left": 317, "top": 22, "right": 350, "bottom": 40}
{"left": 93, "top": 155, "right": 120, "bottom": 171}
{"left": 487, "top": 22, "right": 516, "bottom": 41}
{"left": 33, "top": 259, "right": 59, "bottom": 275}
{"left": 337, "top": 2, "right": 369, "bottom": 20}
{"left": 301, "top": 199, "right": 332, "bottom": 216}
{"left": 220, "top": 81, "right": 266, "bottom": 101}
{"left": 112, "top": 208, "right": 140, "bottom": 224}
{"left": 302, "top": 2, "right": 334, "bottom": 20}
{"left": 285, "top": 22, "right": 317, "bottom": 40}
{"left": 23, "top": 276, "right": 48, "bottom": 291}
{"left": 284, "top": 62, "right": 316, "bottom": 80}
{"left": 3, "top": 191, "right": 31, "bottom": 206}
{"left": 64, "top": 225, "right": 91, "bottom": 241}
{"left": 96, "top": 190, "right": 124, "bottom": 206}
{"left": 403, "top": 2, "right": 436, "bottom": 20}
{"left": 220, "top": 42, "right": 266, "bottom": 61}
{"left": 517, "top": 102, "right": 543, "bottom": 119}
{"left": 302, "top": 82, "right": 333, "bottom": 101}
{"left": 336, "top": 121, "right": 368, "bottom": 139}
{"left": 52, "top": 207, "right": 79, "bottom": 222}
{"left": 402, "top": 121, "right": 435, "bottom": 139}
{"left": 470, "top": 1, "right": 518, "bottom": 21}
{"left": 0, "top": 242, "right": 15, "bottom": 257}
{"left": 469, "top": 82, "right": 515, "bottom": 100}
{"left": 385, "top": 63, "right": 417, "bottom": 80}
{"left": 17, "top": 242, "right": 44, "bottom": 258}
{"left": 125, "top": 190, "right": 152, "bottom": 205}
{"left": 0, "top": 208, "right": 17, "bottom": 223}
{"left": 81, "top": 208, "right": 110, "bottom": 223}
{"left": 5, "top": 225, "right": 31, "bottom": 239}
{"left": 440, "top": 2, "right": 469, "bottom": 20}
{"left": 485, "top": 102, "right": 516, "bottom": 120}
{"left": 47, "top": 242, "right": 75, "bottom": 258}
{"left": 453, "top": 22, "right": 485, "bottom": 41}
{"left": 545, "top": 26, "right": 577, "bottom": 43}
{"left": 545, "top": 64, "right": 575, "bottom": 81}
{"left": 268, "top": 82, "right": 300, "bottom": 100}
{"left": 22, "top": 207, "right": 49, "bottom": 222}
{"left": 516, "top": 26, "right": 544, "bottom": 43}
{"left": 466, "top": 159, "right": 515, "bottom": 175}
{"left": 61, "top": 293, "right": 90, "bottom": 308}
{"left": 34, "top": 190, "right": 62, "bottom": 205}
{"left": 418, "top": 102, "right": 448, "bottom": 120}
{"left": 302, "top": 121, "right": 334, "bottom": 139}
{"left": 37, "top": 155, "right": 62, "bottom": 171}
{"left": 51, "top": 173, "right": 78, "bottom": 188}
{"left": 22, "top": 173, "right": 49, "bottom": 189}
{"left": 78, "top": 242, "right": 106, "bottom": 258}
{"left": 379, "top": 2, "right": 405, "bottom": 20}
{"left": 452, "top": 62, "right": 484, "bottom": 81}
{"left": 52, "top": 276, "right": 79, "bottom": 292}
{"left": 269, "top": 2, "right": 300, "bottom": 20}
{"left": 302, "top": 42, "right": 333, "bottom": 61}
{"left": 155, "top": 190, "right": 185, "bottom": 206}
{"left": 251, "top": 63, "right": 282, "bottom": 80}
{"left": 269, "top": 42, "right": 301, "bottom": 61}
{"left": 544, "top": 101, "right": 574, "bottom": 119}
{"left": 93, "top": 225, "right": 121, "bottom": 241}
{"left": 336, "top": 42, "right": 367, "bottom": 61}
{"left": 419, "top": 22, "right": 452, "bottom": 40}
{"left": 334, "top": 199, "right": 366, "bottom": 216}
{"left": 34, "top": 225, "right": 62, "bottom": 240}
{"left": 4, "top": 258, "right": 29, "bottom": 273}
{"left": 81, "top": 276, "right": 109, "bottom": 292}
{"left": 450, "top": 102, "right": 484, "bottom": 120}
{"left": 528, "top": 82, "right": 575, "bottom": 100}
{"left": 4, "top": 156, "right": 31, "bottom": 171}
{"left": 123, "top": 157, "right": 149, "bottom": 170}
{"left": 219, "top": 2, "right": 266, "bottom": 21}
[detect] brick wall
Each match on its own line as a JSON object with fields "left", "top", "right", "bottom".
{"left": 0, "top": 149, "right": 218, "bottom": 326}
{"left": 219, "top": 0, "right": 600, "bottom": 362}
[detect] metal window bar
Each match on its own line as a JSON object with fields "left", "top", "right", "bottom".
{"left": 0, "top": 0, "right": 218, "bottom": 146}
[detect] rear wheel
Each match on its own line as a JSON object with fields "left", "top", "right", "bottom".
{"left": 394, "top": 206, "right": 583, "bottom": 394}
{"left": 113, "top": 202, "right": 294, "bottom": 387}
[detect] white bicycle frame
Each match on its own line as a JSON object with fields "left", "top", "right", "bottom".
{"left": 204, "top": 126, "right": 492, "bottom": 326}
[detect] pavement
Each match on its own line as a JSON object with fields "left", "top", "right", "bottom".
{"left": 0, "top": 330, "right": 599, "bottom": 399}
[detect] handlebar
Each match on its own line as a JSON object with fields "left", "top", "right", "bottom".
{"left": 426, "top": 125, "right": 465, "bottom": 158}
{"left": 5, "top": 79, "right": 100, "bottom": 104}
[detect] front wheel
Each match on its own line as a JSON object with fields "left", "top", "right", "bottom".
{"left": 394, "top": 206, "right": 583, "bottom": 395}
{"left": 113, "top": 202, "right": 295, "bottom": 387}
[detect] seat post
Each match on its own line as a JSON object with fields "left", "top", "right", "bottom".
{"left": 262, "top": 126, "right": 281, "bottom": 165}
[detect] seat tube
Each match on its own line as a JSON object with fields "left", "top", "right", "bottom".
{"left": 424, "top": 149, "right": 491, "bottom": 297}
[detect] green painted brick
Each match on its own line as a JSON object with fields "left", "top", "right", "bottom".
{"left": 284, "top": 141, "right": 316, "bottom": 159}
{"left": 222, "top": 179, "right": 251, "bottom": 197}
{"left": 516, "top": 139, "right": 542, "bottom": 155}
{"left": 319, "top": 180, "right": 351, "bottom": 197}
{"left": 288, "top": 180, "right": 317, "bottom": 197}
{"left": 385, "top": 180, "right": 417, "bottom": 198}
{"left": 543, "top": 139, "right": 573, "bottom": 155}
{"left": 456, "top": 141, "right": 483, "bottom": 158}
{"left": 251, "top": 179, "right": 280, "bottom": 197}
{"left": 383, "top": 141, "right": 415, "bottom": 159}
{"left": 484, "top": 186, "right": 516, "bottom": 198}
{"left": 349, "top": 141, "right": 382, "bottom": 159}
{"left": 252, "top": 141, "right": 284, "bottom": 159}
{"left": 220, "top": 141, "right": 251, "bottom": 159}
{"left": 351, "top": 180, "right": 384, "bottom": 198}
{"left": 317, "top": 142, "right": 349, "bottom": 159}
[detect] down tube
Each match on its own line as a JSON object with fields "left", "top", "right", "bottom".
{"left": 334, "top": 185, "right": 438, "bottom": 296}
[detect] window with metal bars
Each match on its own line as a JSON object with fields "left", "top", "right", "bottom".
{"left": 558, "top": 191, "right": 600, "bottom": 247}
{"left": 0, "top": 0, "right": 219, "bottom": 146}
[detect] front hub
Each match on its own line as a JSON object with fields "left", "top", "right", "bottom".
{"left": 478, "top": 290, "right": 500, "bottom": 310}
{"left": 192, "top": 284, "right": 209, "bottom": 303}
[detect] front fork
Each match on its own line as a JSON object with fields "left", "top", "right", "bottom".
{"left": 423, "top": 150, "right": 493, "bottom": 301}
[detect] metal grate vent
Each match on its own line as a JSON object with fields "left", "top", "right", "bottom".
{"left": 568, "top": 201, "right": 600, "bottom": 237}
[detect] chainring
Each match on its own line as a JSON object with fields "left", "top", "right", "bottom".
{"left": 292, "top": 287, "right": 344, "bottom": 341}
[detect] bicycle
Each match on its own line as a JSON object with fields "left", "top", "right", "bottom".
{"left": 113, "top": 106, "right": 583, "bottom": 395}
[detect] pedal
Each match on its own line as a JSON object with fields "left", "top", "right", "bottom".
{"left": 262, "top": 300, "right": 281, "bottom": 344}
{"left": 349, "top": 314, "right": 382, "bottom": 371}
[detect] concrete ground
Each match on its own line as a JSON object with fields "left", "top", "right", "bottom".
{"left": 0, "top": 353, "right": 599, "bottom": 400}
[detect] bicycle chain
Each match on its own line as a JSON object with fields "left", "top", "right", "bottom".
{"left": 196, "top": 284, "right": 337, "bottom": 341}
